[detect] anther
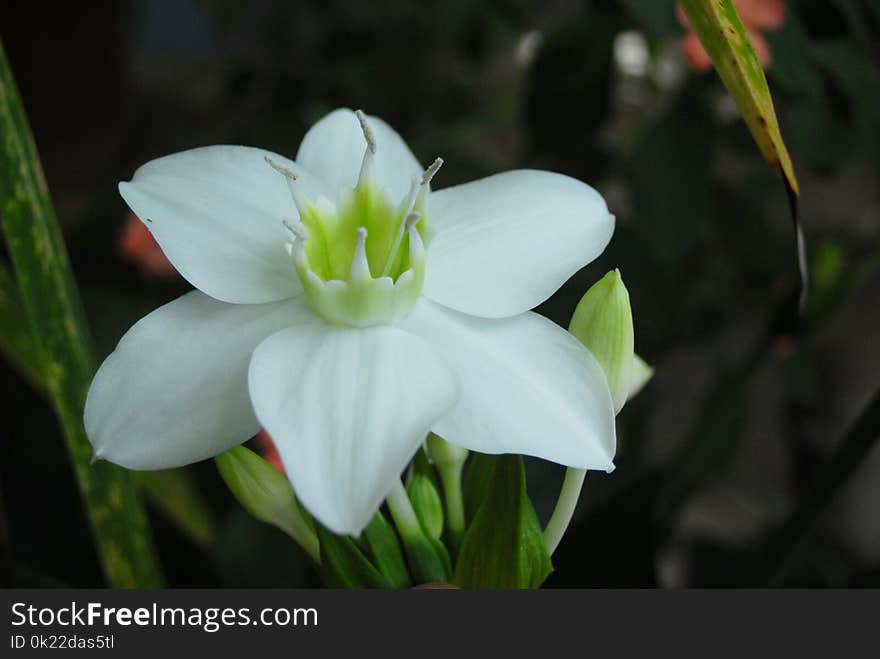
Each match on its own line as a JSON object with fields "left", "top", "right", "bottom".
{"left": 355, "top": 110, "right": 377, "bottom": 186}
{"left": 415, "top": 157, "right": 443, "bottom": 208}
{"left": 421, "top": 158, "right": 443, "bottom": 186}
{"left": 264, "top": 155, "right": 297, "bottom": 181}
{"left": 282, "top": 219, "right": 308, "bottom": 241}
{"left": 355, "top": 110, "right": 376, "bottom": 154}
{"left": 265, "top": 156, "right": 311, "bottom": 216}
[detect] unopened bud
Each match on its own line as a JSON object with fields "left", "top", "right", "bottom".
{"left": 569, "top": 269, "right": 635, "bottom": 414}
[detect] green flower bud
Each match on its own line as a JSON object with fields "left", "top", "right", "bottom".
{"left": 215, "top": 445, "right": 319, "bottom": 563}
{"left": 407, "top": 474, "right": 445, "bottom": 540}
{"left": 569, "top": 269, "right": 634, "bottom": 413}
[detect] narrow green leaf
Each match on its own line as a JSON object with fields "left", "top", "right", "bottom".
{"left": 134, "top": 469, "right": 216, "bottom": 549}
{"left": 680, "top": 0, "right": 806, "bottom": 307}
{"left": 0, "top": 264, "right": 42, "bottom": 386}
{"left": 454, "top": 455, "right": 552, "bottom": 589}
{"left": 0, "top": 39, "right": 163, "bottom": 587}
{"left": 462, "top": 451, "right": 496, "bottom": 524}
{"left": 362, "top": 511, "right": 411, "bottom": 588}
{"left": 316, "top": 525, "right": 391, "bottom": 589}
{"left": 215, "top": 445, "right": 319, "bottom": 563}
{"left": 680, "top": 0, "right": 798, "bottom": 194}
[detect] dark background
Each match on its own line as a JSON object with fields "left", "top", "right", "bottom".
{"left": 1, "top": 0, "right": 878, "bottom": 587}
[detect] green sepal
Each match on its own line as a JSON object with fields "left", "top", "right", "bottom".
{"left": 362, "top": 511, "right": 411, "bottom": 588}
{"left": 453, "top": 455, "right": 553, "bottom": 589}
{"left": 316, "top": 525, "right": 391, "bottom": 589}
{"left": 215, "top": 445, "right": 319, "bottom": 563}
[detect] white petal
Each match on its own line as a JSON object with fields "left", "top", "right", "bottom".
{"left": 424, "top": 170, "right": 615, "bottom": 318}
{"left": 119, "top": 145, "right": 333, "bottom": 303}
{"left": 248, "top": 322, "right": 457, "bottom": 536}
{"left": 295, "top": 108, "right": 422, "bottom": 203}
{"left": 399, "top": 299, "right": 616, "bottom": 470}
{"left": 85, "top": 291, "right": 310, "bottom": 469}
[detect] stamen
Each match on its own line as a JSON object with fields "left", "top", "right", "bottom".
{"left": 264, "top": 155, "right": 297, "bottom": 180}
{"left": 381, "top": 212, "right": 420, "bottom": 278}
{"left": 421, "top": 157, "right": 443, "bottom": 186}
{"left": 265, "top": 155, "right": 310, "bottom": 216}
{"left": 350, "top": 227, "right": 372, "bottom": 281}
{"left": 397, "top": 175, "right": 420, "bottom": 218}
{"left": 282, "top": 219, "right": 308, "bottom": 241}
{"left": 416, "top": 157, "right": 443, "bottom": 208}
{"left": 355, "top": 110, "right": 377, "bottom": 154}
{"left": 355, "top": 110, "right": 376, "bottom": 186}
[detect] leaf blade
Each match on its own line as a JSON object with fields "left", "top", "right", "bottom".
{"left": 0, "top": 39, "right": 163, "bottom": 587}
{"left": 681, "top": 0, "right": 806, "bottom": 307}
{"left": 454, "top": 455, "right": 552, "bottom": 589}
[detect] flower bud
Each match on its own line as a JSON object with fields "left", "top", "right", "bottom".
{"left": 569, "top": 269, "right": 634, "bottom": 414}
{"left": 215, "top": 445, "right": 319, "bottom": 562}
{"left": 407, "top": 474, "right": 445, "bottom": 540}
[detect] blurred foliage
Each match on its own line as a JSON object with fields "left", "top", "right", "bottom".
{"left": 1, "top": 0, "right": 878, "bottom": 587}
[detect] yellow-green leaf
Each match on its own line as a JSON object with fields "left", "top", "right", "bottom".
{"left": 681, "top": 0, "right": 807, "bottom": 307}
{"left": 0, "top": 38, "right": 164, "bottom": 587}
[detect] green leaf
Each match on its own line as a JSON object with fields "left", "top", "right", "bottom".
{"left": 453, "top": 455, "right": 552, "bottom": 589}
{"left": 215, "top": 445, "right": 319, "bottom": 563}
{"left": 0, "top": 264, "right": 42, "bottom": 387}
{"left": 134, "top": 469, "right": 216, "bottom": 548}
{"left": 680, "top": 0, "right": 798, "bottom": 195}
{"left": 362, "top": 511, "right": 411, "bottom": 588}
{"left": 462, "top": 451, "right": 496, "bottom": 524}
{"left": 316, "top": 525, "right": 391, "bottom": 589}
{"left": 680, "top": 0, "right": 806, "bottom": 307}
{"left": 0, "top": 39, "right": 163, "bottom": 588}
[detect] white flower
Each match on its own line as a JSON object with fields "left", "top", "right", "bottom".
{"left": 85, "top": 108, "right": 617, "bottom": 535}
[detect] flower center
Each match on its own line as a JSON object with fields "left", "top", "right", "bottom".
{"left": 267, "top": 111, "right": 442, "bottom": 328}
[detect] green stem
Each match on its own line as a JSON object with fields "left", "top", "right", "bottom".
{"left": 543, "top": 468, "right": 586, "bottom": 555}
{"left": 437, "top": 462, "right": 465, "bottom": 544}
{"left": 386, "top": 478, "right": 449, "bottom": 583}
{"left": 386, "top": 479, "right": 422, "bottom": 540}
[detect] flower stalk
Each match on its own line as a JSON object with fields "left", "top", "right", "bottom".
{"left": 426, "top": 434, "right": 468, "bottom": 549}
{"left": 543, "top": 467, "right": 586, "bottom": 555}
